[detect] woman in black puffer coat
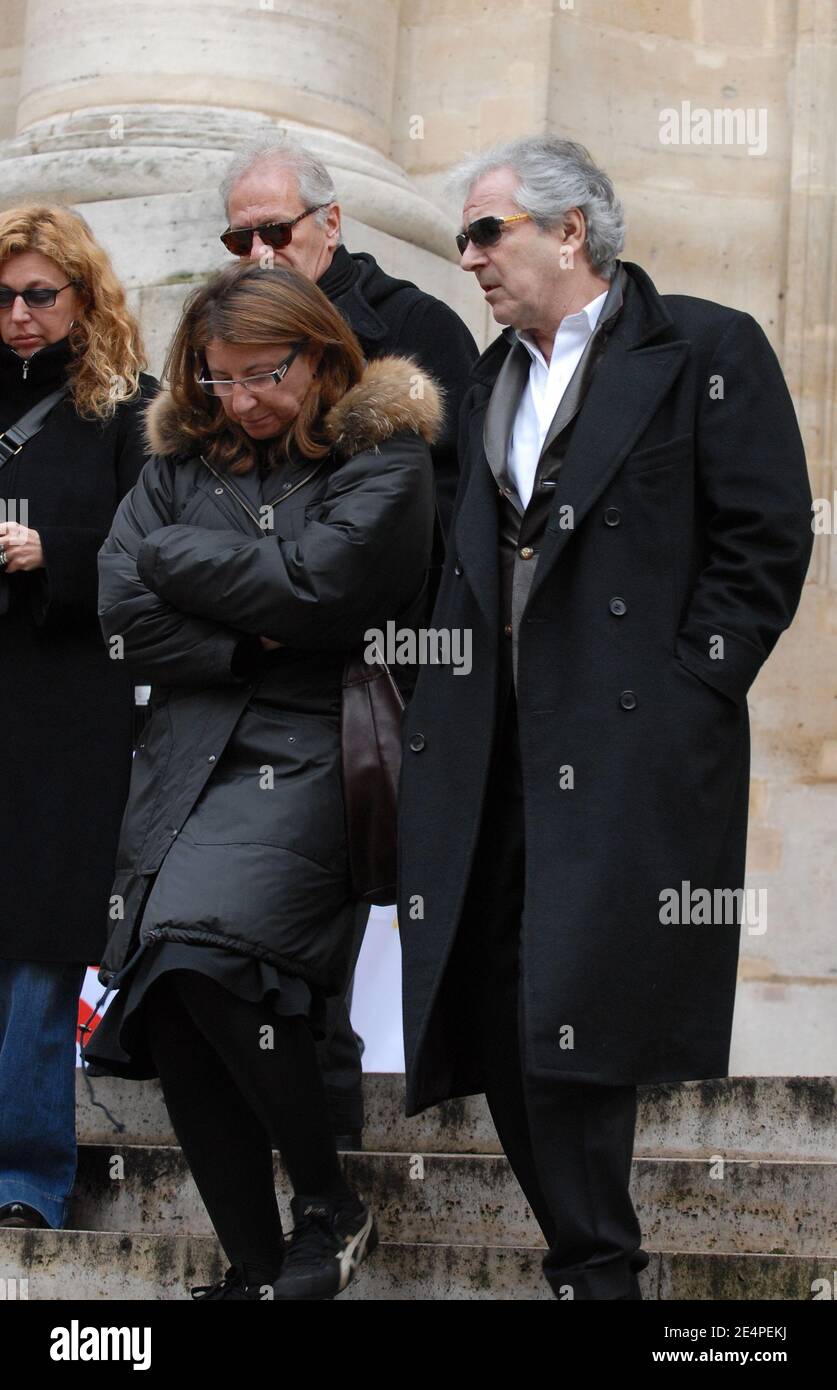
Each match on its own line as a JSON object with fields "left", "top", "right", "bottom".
{"left": 83, "top": 262, "right": 438, "bottom": 1300}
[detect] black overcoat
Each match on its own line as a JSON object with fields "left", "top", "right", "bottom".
{"left": 96, "top": 356, "right": 438, "bottom": 995}
{"left": 397, "top": 261, "right": 813, "bottom": 1115}
{"left": 0, "top": 336, "right": 156, "bottom": 964}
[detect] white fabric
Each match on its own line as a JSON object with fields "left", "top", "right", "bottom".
{"left": 508, "top": 290, "right": 608, "bottom": 508}
{"left": 349, "top": 905, "right": 405, "bottom": 1071}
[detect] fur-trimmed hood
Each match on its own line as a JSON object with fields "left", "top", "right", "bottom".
{"left": 144, "top": 354, "right": 444, "bottom": 460}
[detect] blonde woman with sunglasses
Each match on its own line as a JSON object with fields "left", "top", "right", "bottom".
{"left": 0, "top": 204, "right": 155, "bottom": 1233}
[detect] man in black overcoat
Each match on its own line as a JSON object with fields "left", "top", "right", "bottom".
{"left": 397, "top": 136, "right": 814, "bottom": 1300}
{"left": 219, "top": 134, "right": 479, "bottom": 1149}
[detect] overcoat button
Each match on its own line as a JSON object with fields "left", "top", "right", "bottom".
{"left": 604, "top": 507, "right": 621, "bottom": 526}
{"left": 454, "top": 562, "right": 463, "bottom": 575}
{"left": 619, "top": 690, "right": 637, "bottom": 710}
{"left": 609, "top": 597, "right": 627, "bottom": 616}
{"left": 409, "top": 734, "right": 426, "bottom": 752}
{"left": 504, "top": 623, "right": 512, "bottom": 637}
{"left": 214, "top": 487, "right": 224, "bottom": 495}
{"left": 171, "top": 828, "right": 178, "bottom": 837}
{"left": 207, "top": 754, "right": 216, "bottom": 762}
{"left": 520, "top": 546, "right": 534, "bottom": 560}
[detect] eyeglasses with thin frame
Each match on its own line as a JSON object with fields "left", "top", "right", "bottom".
{"left": 197, "top": 342, "right": 306, "bottom": 397}
{"left": 0, "top": 282, "right": 77, "bottom": 310}
{"left": 455, "top": 213, "right": 532, "bottom": 256}
{"left": 220, "top": 206, "right": 332, "bottom": 257}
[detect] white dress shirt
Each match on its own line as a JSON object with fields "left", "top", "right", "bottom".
{"left": 508, "top": 290, "right": 608, "bottom": 509}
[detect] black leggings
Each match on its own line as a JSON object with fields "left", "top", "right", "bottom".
{"left": 142, "top": 969, "right": 352, "bottom": 1285}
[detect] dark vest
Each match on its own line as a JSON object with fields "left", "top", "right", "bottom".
{"left": 482, "top": 268, "right": 627, "bottom": 700}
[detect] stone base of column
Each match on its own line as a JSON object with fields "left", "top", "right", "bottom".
{"left": 0, "top": 107, "right": 486, "bottom": 366}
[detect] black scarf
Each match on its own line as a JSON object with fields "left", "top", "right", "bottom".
{"left": 316, "top": 244, "right": 361, "bottom": 301}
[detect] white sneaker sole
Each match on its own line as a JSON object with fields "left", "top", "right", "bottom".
{"left": 337, "top": 1208, "right": 376, "bottom": 1292}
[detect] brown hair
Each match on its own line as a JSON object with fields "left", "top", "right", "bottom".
{"left": 0, "top": 204, "right": 146, "bottom": 421}
{"left": 163, "top": 262, "right": 365, "bottom": 473}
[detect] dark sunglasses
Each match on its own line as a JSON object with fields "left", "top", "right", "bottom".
{"left": 220, "top": 205, "right": 331, "bottom": 256}
{"left": 0, "top": 282, "right": 77, "bottom": 310}
{"left": 455, "top": 212, "right": 532, "bottom": 255}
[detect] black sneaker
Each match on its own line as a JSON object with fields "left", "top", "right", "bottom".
{"left": 271, "top": 1195, "right": 378, "bottom": 1300}
{"left": 0, "top": 1202, "right": 50, "bottom": 1229}
{"left": 191, "top": 1265, "right": 269, "bottom": 1301}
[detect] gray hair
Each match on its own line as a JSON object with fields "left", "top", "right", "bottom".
{"left": 220, "top": 132, "right": 340, "bottom": 238}
{"left": 446, "top": 136, "right": 625, "bottom": 279}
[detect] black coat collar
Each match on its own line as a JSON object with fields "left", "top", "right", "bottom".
{"left": 454, "top": 260, "right": 689, "bottom": 628}
{"left": 0, "top": 335, "right": 74, "bottom": 394}
{"left": 468, "top": 260, "right": 676, "bottom": 388}
{"left": 321, "top": 248, "right": 425, "bottom": 348}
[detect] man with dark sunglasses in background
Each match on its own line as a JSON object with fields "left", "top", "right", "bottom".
{"left": 218, "top": 133, "right": 478, "bottom": 1155}
{"left": 220, "top": 134, "right": 478, "bottom": 542}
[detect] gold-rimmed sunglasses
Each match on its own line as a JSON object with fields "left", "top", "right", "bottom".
{"left": 455, "top": 212, "right": 532, "bottom": 255}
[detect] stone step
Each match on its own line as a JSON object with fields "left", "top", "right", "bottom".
{"left": 1, "top": 1228, "right": 832, "bottom": 1301}
{"left": 77, "top": 1073, "right": 837, "bottom": 1160}
{"left": 67, "top": 1145, "right": 837, "bottom": 1256}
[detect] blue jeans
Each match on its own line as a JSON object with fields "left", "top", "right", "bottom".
{"left": 0, "top": 958, "right": 87, "bottom": 1228}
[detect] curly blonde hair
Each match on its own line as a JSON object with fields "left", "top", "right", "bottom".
{"left": 0, "top": 204, "right": 146, "bottom": 420}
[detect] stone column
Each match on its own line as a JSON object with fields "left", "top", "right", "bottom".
{"left": 0, "top": 0, "right": 481, "bottom": 367}
{"left": 0, "top": 0, "right": 25, "bottom": 140}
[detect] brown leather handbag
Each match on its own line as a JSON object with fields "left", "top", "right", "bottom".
{"left": 340, "top": 649, "right": 405, "bottom": 905}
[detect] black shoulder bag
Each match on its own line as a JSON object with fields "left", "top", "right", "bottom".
{"left": 0, "top": 386, "right": 68, "bottom": 469}
{"left": 340, "top": 650, "right": 405, "bottom": 906}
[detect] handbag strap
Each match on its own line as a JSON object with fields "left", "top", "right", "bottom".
{"left": 343, "top": 648, "right": 406, "bottom": 711}
{"left": 0, "top": 386, "right": 68, "bottom": 469}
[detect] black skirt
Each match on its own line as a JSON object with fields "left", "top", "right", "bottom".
{"left": 82, "top": 937, "right": 327, "bottom": 1081}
